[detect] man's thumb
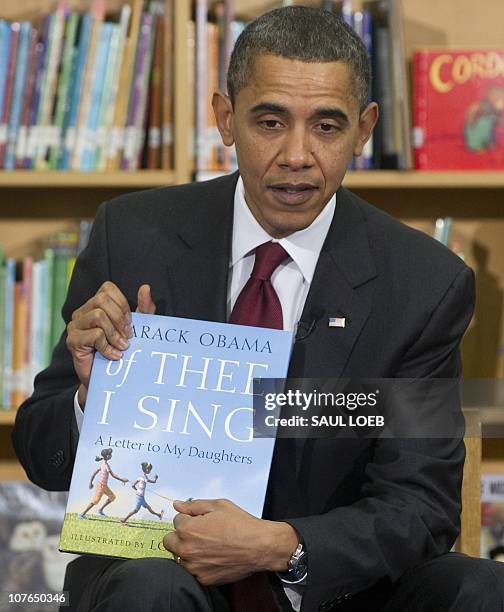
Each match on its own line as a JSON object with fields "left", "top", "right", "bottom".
{"left": 136, "top": 284, "right": 156, "bottom": 314}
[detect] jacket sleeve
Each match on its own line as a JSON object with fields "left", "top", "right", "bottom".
{"left": 11, "top": 203, "right": 111, "bottom": 491}
{"left": 287, "top": 265, "right": 475, "bottom": 601}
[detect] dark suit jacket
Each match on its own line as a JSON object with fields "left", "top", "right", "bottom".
{"left": 12, "top": 172, "right": 475, "bottom": 611}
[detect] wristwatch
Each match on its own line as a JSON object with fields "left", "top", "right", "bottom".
{"left": 277, "top": 542, "right": 308, "bottom": 584}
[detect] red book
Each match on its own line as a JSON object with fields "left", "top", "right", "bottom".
{"left": 413, "top": 49, "right": 504, "bottom": 170}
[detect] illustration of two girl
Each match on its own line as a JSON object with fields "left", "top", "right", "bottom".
{"left": 79, "top": 449, "right": 163, "bottom": 522}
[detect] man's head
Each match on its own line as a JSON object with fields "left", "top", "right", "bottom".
{"left": 227, "top": 6, "right": 371, "bottom": 112}
{"left": 213, "top": 6, "right": 378, "bottom": 238}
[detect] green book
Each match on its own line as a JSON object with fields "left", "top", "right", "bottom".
{"left": 48, "top": 12, "right": 79, "bottom": 169}
{"left": 43, "top": 248, "right": 54, "bottom": 368}
{"left": 50, "top": 251, "right": 70, "bottom": 352}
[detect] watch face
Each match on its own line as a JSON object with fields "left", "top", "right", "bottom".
{"left": 294, "top": 551, "right": 308, "bottom": 578}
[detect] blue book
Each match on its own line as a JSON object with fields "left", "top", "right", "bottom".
{"left": 5, "top": 22, "right": 31, "bottom": 170}
{"left": 25, "top": 15, "right": 51, "bottom": 169}
{"left": 59, "top": 12, "right": 92, "bottom": 170}
{"left": 80, "top": 22, "right": 114, "bottom": 171}
{"left": 353, "top": 10, "right": 374, "bottom": 170}
{"left": 0, "top": 21, "right": 12, "bottom": 123}
{"left": 60, "top": 312, "right": 293, "bottom": 559}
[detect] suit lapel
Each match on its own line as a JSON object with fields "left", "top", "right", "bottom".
{"left": 289, "top": 187, "right": 377, "bottom": 379}
{"left": 164, "top": 172, "right": 239, "bottom": 323}
{"left": 288, "top": 187, "right": 378, "bottom": 484}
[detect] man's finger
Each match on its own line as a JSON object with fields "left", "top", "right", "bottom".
{"left": 70, "top": 327, "right": 123, "bottom": 361}
{"left": 136, "top": 284, "right": 156, "bottom": 314}
{"left": 163, "top": 532, "right": 179, "bottom": 554}
{"left": 97, "top": 281, "right": 132, "bottom": 319}
{"left": 173, "top": 498, "right": 217, "bottom": 516}
{"left": 69, "top": 309, "right": 129, "bottom": 352}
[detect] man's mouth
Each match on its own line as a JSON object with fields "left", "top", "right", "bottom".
{"left": 268, "top": 183, "right": 318, "bottom": 204}
{"left": 270, "top": 183, "right": 317, "bottom": 192}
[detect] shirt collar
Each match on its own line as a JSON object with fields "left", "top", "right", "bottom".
{"left": 231, "top": 176, "right": 336, "bottom": 283}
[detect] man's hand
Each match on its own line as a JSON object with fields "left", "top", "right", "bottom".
{"left": 66, "top": 282, "right": 156, "bottom": 408}
{"left": 163, "top": 498, "right": 299, "bottom": 586}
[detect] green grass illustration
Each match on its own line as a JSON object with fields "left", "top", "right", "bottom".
{"left": 60, "top": 513, "right": 175, "bottom": 559}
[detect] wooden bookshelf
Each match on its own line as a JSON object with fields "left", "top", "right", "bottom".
{"left": 0, "top": 169, "right": 503, "bottom": 190}
{"left": 0, "top": 170, "right": 177, "bottom": 188}
{"left": 0, "top": 410, "right": 16, "bottom": 426}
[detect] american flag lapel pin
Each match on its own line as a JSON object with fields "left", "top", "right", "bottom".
{"left": 328, "top": 316, "right": 346, "bottom": 328}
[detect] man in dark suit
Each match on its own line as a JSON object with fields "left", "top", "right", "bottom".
{"left": 11, "top": 6, "right": 504, "bottom": 612}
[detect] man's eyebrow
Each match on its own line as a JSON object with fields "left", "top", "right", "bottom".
{"left": 249, "top": 102, "right": 288, "bottom": 114}
{"left": 249, "top": 103, "right": 349, "bottom": 124}
{"left": 311, "top": 107, "right": 349, "bottom": 124}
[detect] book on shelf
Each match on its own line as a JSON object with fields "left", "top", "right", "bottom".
{"left": 0, "top": 0, "right": 174, "bottom": 172}
{"left": 0, "top": 222, "right": 92, "bottom": 409}
{"left": 481, "top": 473, "right": 504, "bottom": 560}
{"left": 413, "top": 49, "right": 504, "bottom": 170}
{"left": 59, "top": 312, "right": 293, "bottom": 560}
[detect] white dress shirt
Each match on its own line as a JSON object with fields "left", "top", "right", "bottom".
{"left": 229, "top": 176, "right": 336, "bottom": 331}
{"left": 74, "top": 175, "right": 337, "bottom": 610}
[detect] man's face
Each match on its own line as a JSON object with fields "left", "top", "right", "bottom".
{"left": 214, "top": 54, "right": 378, "bottom": 238}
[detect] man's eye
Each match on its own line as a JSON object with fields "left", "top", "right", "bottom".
{"left": 259, "top": 120, "right": 283, "bottom": 129}
{"left": 318, "top": 123, "right": 339, "bottom": 133}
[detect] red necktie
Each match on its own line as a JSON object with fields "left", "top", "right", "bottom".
{"left": 228, "top": 242, "right": 288, "bottom": 611}
{"left": 230, "top": 241, "right": 289, "bottom": 330}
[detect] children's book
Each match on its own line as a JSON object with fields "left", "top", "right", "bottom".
{"left": 60, "top": 312, "right": 293, "bottom": 560}
{"left": 413, "top": 49, "right": 504, "bottom": 169}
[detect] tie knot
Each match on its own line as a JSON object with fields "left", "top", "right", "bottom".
{"left": 251, "top": 242, "right": 289, "bottom": 281}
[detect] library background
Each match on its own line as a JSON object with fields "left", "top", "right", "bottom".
{"left": 0, "top": 0, "right": 503, "bottom": 600}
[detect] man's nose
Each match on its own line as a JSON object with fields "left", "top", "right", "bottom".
{"left": 277, "top": 126, "right": 314, "bottom": 170}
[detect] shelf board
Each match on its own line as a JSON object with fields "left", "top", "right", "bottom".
{"left": 342, "top": 171, "right": 504, "bottom": 189}
{"left": 0, "top": 170, "right": 176, "bottom": 188}
{"left": 0, "top": 170, "right": 503, "bottom": 189}
{"left": 0, "top": 410, "right": 16, "bottom": 425}
{"left": 0, "top": 460, "right": 26, "bottom": 481}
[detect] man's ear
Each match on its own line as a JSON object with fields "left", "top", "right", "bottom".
{"left": 212, "top": 91, "right": 235, "bottom": 146}
{"left": 353, "top": 101, "right": 379, "bottom": 157}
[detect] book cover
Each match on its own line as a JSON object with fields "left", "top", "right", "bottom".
{"left": 4, "top": 22, "right": 31, "bottom": 170}
{"left": 59, "top": 12, "right": 92, "bottom": 170}
{"left": 353, "top": 10, "right": 374, "bottom": 170}
{"left": 147, "top": 10, "right": 163, "bottom": 170}
{"left": 0, "top": 22, "right": 20, "bottom": 169}
{"left": 121, "top": 11, "right": 154, "bottom": 170}
{"left": 71, "top": 0, "right": 106, "bottom": 170}
{"left": 0, "top": 20, "right": 12, "bottom": 124}
{"left": 34, "top": 1, "right": 66, "bottom": 170}
{"left": 132, "top": 5, "right": 159, "bottom": 171}
{"left": 413, "top": 49, "right": 504, "bottom": 170}
{"left": 95, "top": 5, "right": 131, "bottom": 171}
{"left": 47, "top": 11, "right": 79, "bottom": 170}
{"left": 80, "top": 22, "right": 114, "bottom": 171}
{"left": 60, "top": 312, "right": 293, "bottom": 560}
{"left": 161, "top": 0, "right": 173, "bottom": 170}
{"left": 15, "top": 27, "right": 39, "bottom": 169}
{"left": 106, "top": 0, "right": 144, "bottom": 170}
{"left": 481, "top": 473, "right": 504, "bottom": 560}
{"left": 2, "top": 258, "right": 15, "bottom": 408}
{"left": 25, "top": 16, "right": 50, "bottom": 169}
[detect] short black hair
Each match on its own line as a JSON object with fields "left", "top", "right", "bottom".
{"left": 227, "top": 6, "right": 370, "bottom": 110}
